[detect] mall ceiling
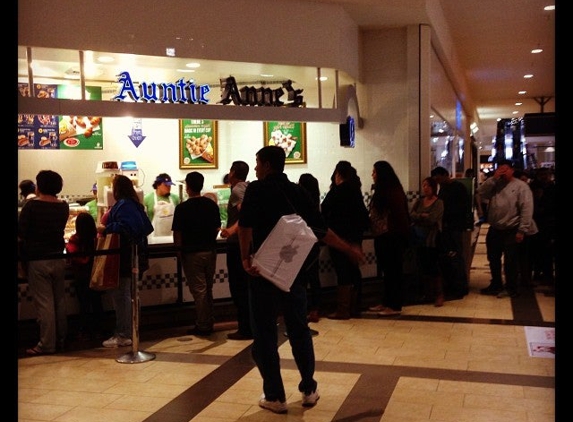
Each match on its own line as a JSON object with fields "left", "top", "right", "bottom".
{"left": 303, "top": 0, "right": 556, "bottom": 147}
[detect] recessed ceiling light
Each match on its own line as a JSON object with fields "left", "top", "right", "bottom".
{"left": 523, "top": 74, "right": 534, "bottom": 79}
{"left": 185, "top": 62, "right": 201, "bottom": 68}
{"left": 544, "top": 5, "right": 555, "bottom": 11}
{"left": 260, "top": 74, "right": 274, "bottom": 77}
{"left": 176, "top": 69, "right": 195, "bottom": 73}
{"left": 518, "top": 90, "right": 527, "bottom": 95}
{"left": 531, "top": 48, "right": 543, "bottom": 54}
{"left": 512, "top": 111, "right": 519, "bottom": 114}
{"left": 315, "top": 76, "right": 328, "bottom": 81}
{"left": 515, "top": 102, "right": 522, "bottom": 106}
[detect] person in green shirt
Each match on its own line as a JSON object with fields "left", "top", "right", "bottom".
{"left": 143, "top": 173, "right": 180, "bottom": 241}
{"left": 85, "top": 182, "right": 98, "bottom": 221}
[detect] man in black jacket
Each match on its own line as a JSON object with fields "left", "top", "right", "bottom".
{"left": 238, "top": 146, "right": 364, "bottom": 414}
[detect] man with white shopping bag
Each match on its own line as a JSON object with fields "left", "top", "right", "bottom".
{"left": 238, "top": 146, "right": 365, "bottom": 414}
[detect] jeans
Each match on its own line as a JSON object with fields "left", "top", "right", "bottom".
{"left": 110, "top": 275, "right": 133, "bottom": 338}
{"left": 486, "top": 226, "right": 519, "bottom": 294}
{"left": 181, "top": 250, "right": 216, "bottom": 331}
{"left": 27, "top": 258, "right": 67, "bottom": 352}
{"left": 374, "top": 232, "right": 407, "bottom": 311}
{"left": 249, "top": 275, "right": 317, "bottom": 402}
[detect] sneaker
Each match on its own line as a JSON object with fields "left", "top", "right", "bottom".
{"left": 259, "top": 395, "right": 287, "bottom": 414}
{"left": 377, "top": 309, "right": 401, "bottom": 316}
{"left": 497, "top": 289, "right": 519, "bottom": 298}
{"left": 302, "top": 389, "right": 320, "bottom": 407}
{"left": 102, "top": 335, "right": 132, "bottom": 348}
{"left": 368, "top": 304, "right": 386, "bottom": 312}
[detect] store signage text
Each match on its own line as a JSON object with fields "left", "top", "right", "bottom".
{"left": 113, "top": 71, "right": 211, "bottom": 104}
{"left": 218, "top": 76, "right": 304, "bottom": 107}
{"left": 112, "top": 72, "right": 304, "bottom": 107}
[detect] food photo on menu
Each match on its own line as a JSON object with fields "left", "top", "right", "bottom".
{"left": 58, "top": 115, "right": 103, "bottom": 150}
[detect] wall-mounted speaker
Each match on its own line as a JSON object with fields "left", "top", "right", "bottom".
{"left": 340, "top": 116, "right": 355, "bottom": 147}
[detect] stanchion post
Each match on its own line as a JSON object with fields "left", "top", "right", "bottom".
{"left": 117, "top": 242, "right": 156, "bottom": 364}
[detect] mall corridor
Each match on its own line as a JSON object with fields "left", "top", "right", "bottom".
{"left": 16, "top": 226, "right": 556, "bottom": 422}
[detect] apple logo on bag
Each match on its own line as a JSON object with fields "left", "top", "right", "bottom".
{"left": 279, "top": 244, "right": 299, "bottom": 262}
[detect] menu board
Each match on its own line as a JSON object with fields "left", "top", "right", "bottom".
{"left": 17, "top": 83, "right": 103, "bottom": 150}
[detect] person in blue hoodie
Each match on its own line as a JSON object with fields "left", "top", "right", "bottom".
{"left": 99, "top": 175, "right": 153, "bottom": 348}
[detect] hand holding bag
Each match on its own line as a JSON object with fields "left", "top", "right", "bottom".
{"left": 89, "top": 233, "right": 120, "bottom": 291}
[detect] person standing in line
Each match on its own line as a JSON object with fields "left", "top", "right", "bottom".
{"left": 238, "top": 146, "right": 365, "bottom": 414}
{"left": 298, "top": 173, "right": 322, "bottom": 323}
{"left": 476, "top": 159, "right": 537, "bottom": 298}
{"left": 367, "top": 161, "right": 411, "bottom": 316}
{"left": 65, "top": 212, "right": 104, "bottom": 339}
{"left": 409, "top": 177, "right": 445, "bottom": 307}
{"left": 172, "top": 171, "right": 222, "bottom": 336}
{"left": 18, "top": 170, "right": 69, "bottom": 355}
{"left": 321, "top": 161, "right": 369, "bottom": 319}
{"left": 529, "top": 167, "right": 555, "bottom": 287}
{"left": 220, "top": 160, "right": 253, "bottom": 340}
{"left": 143, "top": 173, "right": 180, "bottom": 242}
{"left": 100, "top": 175, "right": 154, "bottom": 348}
{"left": 430, "top": 166, "right": 471, "bottom": 299}
{"left": 18, "top": 179, "right": 37, "bottom": 207}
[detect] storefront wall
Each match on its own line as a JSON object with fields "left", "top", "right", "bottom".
{"left": 17, "top": 1, "right": 468, "bottom": 319}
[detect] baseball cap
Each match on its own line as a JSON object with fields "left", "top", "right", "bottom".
{"left": 155, "top": 174, "right": 175, "bottom": 186}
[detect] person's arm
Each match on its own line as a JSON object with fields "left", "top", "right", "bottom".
{"left": 321, "top": 228, "right": 365, "bottom": 265}
{"left": 238, "top": 226, "right": 259, "bottom": 276}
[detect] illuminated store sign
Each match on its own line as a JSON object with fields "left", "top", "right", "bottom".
{"left": 113, "top": 73, "right": 304, "bottom": 107}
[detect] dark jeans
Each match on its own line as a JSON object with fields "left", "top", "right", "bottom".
{"left": 249, "top": 275, "right": 317, "bottom": 402}
{"left": 438, "top": 228, "right": 468, "bottom": 297}
{"left": 226, "top": 243, "right": 252, "bottom": 336}
{"left": 486, "top": 226, "right": 519, "bottom": 294}
{"left": 304, "top": 244, "right": 321, "bottom": 311}
{"left": 374, "top": 232, "right": 407, "bottom": 311}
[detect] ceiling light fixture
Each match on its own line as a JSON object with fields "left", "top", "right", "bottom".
{"left": 515, "top": 102, "right": 522, "bottom": 106}
{"left": 512, "top": 111, "right": 519, "bottom": 115}
{"left": 544, "top": 5, "right": 555, "bottom": 11}
{"left": 186, "top": 62, "right": 200, "bottom": 68}
{"left": 531, "top": 48, "right": 543, "bottom": 54}
{"left": 523, "top": 74, "right": 534, "bottom": 79}
{"left": 544, "top": 146, "right": 555, "bottom": 152}
{"left": 518, "top": 90, "right": 527, "bottom": 95}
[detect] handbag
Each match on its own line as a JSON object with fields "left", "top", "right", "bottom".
{"left": 89, "top": 233, "right": 120, "bottom": 291}
{"left": 369, "top": 206, "right": 389, "bottom": 236}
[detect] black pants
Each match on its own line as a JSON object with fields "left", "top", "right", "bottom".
{"left": 226, "top": 243, "right": 252, "bottom": 336}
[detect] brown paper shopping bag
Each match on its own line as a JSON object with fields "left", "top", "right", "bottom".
{"left": 89, "top": 233, "right": 120, "bottom": 291}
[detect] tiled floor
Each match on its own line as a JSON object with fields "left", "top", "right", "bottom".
{"left": 17, "top": 226, "right": 556, "bottom": 422}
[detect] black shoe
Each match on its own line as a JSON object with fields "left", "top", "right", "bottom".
{"left": 227, "top": 331, "right": 253, "bottom": 340}
{"left": 480, "top": 285, "right": 503, "bottom": 295}
{"left": 187, "top": 327, "right": 214, "bottom": 336}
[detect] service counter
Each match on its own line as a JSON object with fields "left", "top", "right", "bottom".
{"left": 17, "top": 237, "right": 378, "bottom": 321}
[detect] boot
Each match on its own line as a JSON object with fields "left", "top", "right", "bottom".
{"left": 433, "top": 276, "right": 444, "bottom": 307}
{"left": 327, "top": 285, "right": 352, "bottom": 320}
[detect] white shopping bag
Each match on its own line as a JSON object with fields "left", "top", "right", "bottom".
{"left": 252, "top": 214, "right": 318, "bottom": 292}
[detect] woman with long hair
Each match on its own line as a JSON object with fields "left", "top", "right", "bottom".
{"left": 368, "top": 161, "right": 410, "bottom": 316}
{"left": 100, "top": 175, "right": 153, "bottom": 347}
{"left": 321, "top": 161, "right": 369, "bottom": 319}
